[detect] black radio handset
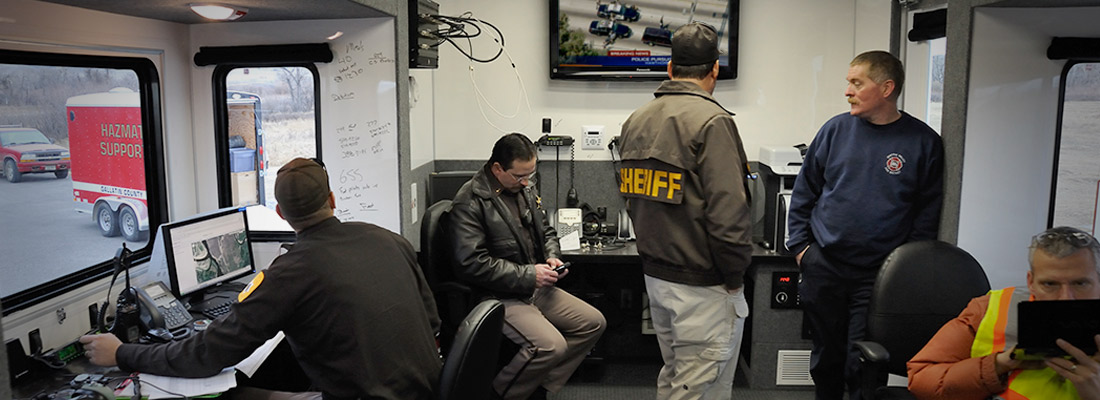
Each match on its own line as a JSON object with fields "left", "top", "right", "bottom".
{"left": 111, "top": 244, "right": 145, "bottom": 343}
{"left": 97, "top": 245, "right": 129, "bottom": 334}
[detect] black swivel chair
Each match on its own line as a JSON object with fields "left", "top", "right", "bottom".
{"left": 855, "top": 240, "right": 990, "bottom": 400}
{"left": 419, "top": 199, "right": 476, "bottom": 354}
{"left": 438, "top": 299, "right": 505, "bottom": 400}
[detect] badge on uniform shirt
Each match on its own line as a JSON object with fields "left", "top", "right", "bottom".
{"left": 238, "top": 271, "right": 265, "bottom": 302}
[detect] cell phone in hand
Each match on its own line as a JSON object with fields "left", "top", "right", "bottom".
{"left": 553, "top": 262, "right": 572, "bottom": 273}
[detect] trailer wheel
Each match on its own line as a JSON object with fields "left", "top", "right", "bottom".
{"left": 55, "top": 170, "right": 69, "bottom": 179}
{"left": 119, "top": 206, "right": 143, "bottom": 242}
{"left": 4, "top": 159, "right": 22, "bottom": 183}
{"left": 95, "top": 202, "right": 120, "bottom": 237}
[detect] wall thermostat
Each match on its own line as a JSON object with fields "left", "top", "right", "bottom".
{"left": 581, "top": 125, "right": 603, "bottom": 150}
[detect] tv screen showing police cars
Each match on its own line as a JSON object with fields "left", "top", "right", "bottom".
{"left": 555, "top": 0, "right": 733, "bottom": 71}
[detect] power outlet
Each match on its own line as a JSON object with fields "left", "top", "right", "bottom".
{"left": 582, "top": 125, "right": 603, "bottom": 150}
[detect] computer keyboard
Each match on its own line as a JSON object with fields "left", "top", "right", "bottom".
{"left": 201, "top": 300, "right": 235, "bottom": 319}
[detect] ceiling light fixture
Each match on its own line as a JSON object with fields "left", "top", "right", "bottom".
{"left": 189, "top": 3, "right": 248, "bottom": 21}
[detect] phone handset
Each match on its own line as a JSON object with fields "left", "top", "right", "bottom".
{"left": 134, "top": 287, "right": 168, "bottom": 336}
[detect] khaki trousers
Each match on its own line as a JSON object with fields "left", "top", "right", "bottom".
{"left": 494, "top": 286, "right": 606, "bottom": 400}
{"left": 645, "top": 275, "right": 749, "bottom": 400}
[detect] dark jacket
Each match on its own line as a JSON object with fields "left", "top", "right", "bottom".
{"left": 447, "top": 165, "right": 561, "bottom": 299}
{"left": 618, "top": 80, "right": 753, "bottom": 289}
{"left": 117, "top": 217, "right": 442, "bottom": 400}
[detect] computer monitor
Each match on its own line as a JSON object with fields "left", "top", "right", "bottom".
{"left": 162, "top": 207, "right": 255, "bottom": 298}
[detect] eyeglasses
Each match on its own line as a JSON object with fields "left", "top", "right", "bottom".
{"left": 507, "top": 170, "right": 537, "bottom": 183}
{"left": 1032, "top": 229, "right": 1097, "bottom": 248}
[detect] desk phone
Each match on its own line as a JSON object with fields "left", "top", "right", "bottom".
{"left": 556, "top": 208, "right": 583, "bottom": 238}
{"left": 141, "top": 281, "right": 192, "bottom": 330}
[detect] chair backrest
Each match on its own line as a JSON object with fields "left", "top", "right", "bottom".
{"left": 419, "top": 199, "right": 455, "bottom": 287}
{"left": 437, "top": 299, "right": 504, "bottom": 400}
{"left": 867, "top": 240, "right": 991, "bottom": 376}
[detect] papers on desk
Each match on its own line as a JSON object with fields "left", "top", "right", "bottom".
{"left": 117, "top": 331, "right": 285, "bottom": 399}
{"left": 559, "top": 230, "right": 581, "bottom": 251}
{"left": 235, "top": 331, "right": 285, "bottom": 378}
{"left": 117, "top": 368, "right": 236, "bottom": 399}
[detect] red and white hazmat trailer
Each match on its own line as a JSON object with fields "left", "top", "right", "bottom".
{"left": 66, "top": 88, "right": 148, "bottom": 241}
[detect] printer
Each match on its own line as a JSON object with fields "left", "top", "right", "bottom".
{"left": 758, "top": 146, "right": 804, "bottom": 253}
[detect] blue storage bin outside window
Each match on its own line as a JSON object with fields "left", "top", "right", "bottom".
{"left": 230, "top": 148, "right": 256, "bottom": 172}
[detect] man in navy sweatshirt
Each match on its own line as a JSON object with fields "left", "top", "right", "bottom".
{"left": 786, "top": 50, "right": 944, "bottom": 400}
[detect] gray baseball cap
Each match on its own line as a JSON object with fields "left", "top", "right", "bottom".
{"left": 672, "top": 22, "right": 720, "bottom": 66}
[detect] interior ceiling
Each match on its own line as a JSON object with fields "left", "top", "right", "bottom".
{"left": 37, "top": 0, "right": 389, "bottom": 24}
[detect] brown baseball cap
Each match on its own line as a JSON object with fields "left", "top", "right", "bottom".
{"left": 672, "top": 22, "right": 720, "bottom": 66}
{"left": 275, "top": 157, "right": 332, "bottom": 226}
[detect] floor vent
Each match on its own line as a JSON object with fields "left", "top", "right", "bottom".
{"left": 776, "top": 350, "right": 814, "bottom": 386}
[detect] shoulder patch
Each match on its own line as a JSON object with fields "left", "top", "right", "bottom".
{"left": 238, "top": 271, "right": 265, "bottom": 302}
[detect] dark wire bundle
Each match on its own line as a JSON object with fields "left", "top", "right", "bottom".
{"left": 422, "top": 13, "right": 505, "bottom": 63}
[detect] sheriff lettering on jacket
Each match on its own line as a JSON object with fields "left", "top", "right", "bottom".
{"left": 619, "top": 160, "right": 684, "bottom": 204}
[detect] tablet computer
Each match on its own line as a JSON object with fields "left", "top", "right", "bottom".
{"left": 1013, "top": 299, "right": 1100, "bottom": 360}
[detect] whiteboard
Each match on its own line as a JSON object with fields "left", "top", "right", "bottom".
{"left": 319, "top": 19, "right": 400, "bottom": 233}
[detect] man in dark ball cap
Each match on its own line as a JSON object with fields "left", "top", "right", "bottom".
{"left": 81, "top": 157, "right": 443, "bottom": 400}
{"left": 616, "top": 22, "right": 753, "bottom": 400}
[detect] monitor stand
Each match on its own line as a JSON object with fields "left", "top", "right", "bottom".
{"left": 185, "top": 281, "right": 246, "bottom": 312}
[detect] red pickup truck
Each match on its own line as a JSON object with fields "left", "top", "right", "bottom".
{"left": 0, "top": 126, "right": 71, "bottom": 183}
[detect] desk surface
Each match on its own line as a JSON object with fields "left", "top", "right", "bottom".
{"left": 562, "top": 240, "right": 792, "bottom": 265}
{"left": 12, "top": 357, "right": 124, "bottom": 399}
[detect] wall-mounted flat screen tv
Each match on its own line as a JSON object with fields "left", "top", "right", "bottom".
{"left": 551, "top": 0, "right": 739, "bottom": 81}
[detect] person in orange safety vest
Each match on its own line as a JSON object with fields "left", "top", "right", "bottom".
{"left": 908, "top": 226, "right": 1100, "bottom": 400}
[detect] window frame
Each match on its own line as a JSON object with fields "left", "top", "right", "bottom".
{"left": 0, "top": 49, "right": 167, "bottom": 316}
{"left": 211, "top": 63, "right": 323, "bottom": 241}
{"left": 1047, "top": 60, "right": 1081, "bottom": 229}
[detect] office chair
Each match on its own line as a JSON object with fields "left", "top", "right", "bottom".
{"left": 438, "top": 299, "right": 504, "bottom": 400}
{"left": 855, "top": 240, "right": 990, "bottom": 400}
{"left": 419, "top": 199, "right": 475, "bottom": 354}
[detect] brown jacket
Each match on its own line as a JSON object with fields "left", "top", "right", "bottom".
{"left": 618, "top": 80, "right": 752, "bottom": 289}
{"left": 117, "top": 218, "right": 442, "bottom": 399}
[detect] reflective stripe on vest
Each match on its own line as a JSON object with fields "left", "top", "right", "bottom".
{"left": 971, "top": 288, "right": 1080, "bottom": 400}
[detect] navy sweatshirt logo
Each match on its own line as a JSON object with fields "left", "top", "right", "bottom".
{"left": 884, "top": 153, "right": 905, "bottom": 175}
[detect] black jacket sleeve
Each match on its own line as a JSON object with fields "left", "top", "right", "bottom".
{"left": 116, "top": 270, "right": 294, "bottom": 377}
{"left": 448, "top": 200, "right": 537, "bottom": 295}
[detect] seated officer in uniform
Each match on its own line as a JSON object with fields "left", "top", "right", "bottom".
{"left": 80, "top": 157, "right": 442, "bottom": 400}
{"left": 908, "top": 226, "right": 1100, "bottom": 400}
{"left": 447, "top": 133, "right": 605, "bottom": 400}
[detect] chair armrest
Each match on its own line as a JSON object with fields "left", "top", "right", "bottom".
{"left": 854, "top": 340, "right": 891, "bottom": 400}
{"left": 854, "top": 340, "right": 890, "bottom": 365}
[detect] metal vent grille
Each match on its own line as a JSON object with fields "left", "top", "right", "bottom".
{"left": 776, "top": 350, "right": 814, "bottom": 386}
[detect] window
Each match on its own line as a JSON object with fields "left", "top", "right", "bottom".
{"left": 926, "top": 38, "right": 946, "bottom": 133}
{"left": 902, "top": 5, "right": 946, "bottom": 133}
{"left": 215, "top": 65, "right": 320, "bottom": 233}
{"left": 1052, "top": 62, "right": 1100, "bottom": 233}
{"left": 0, "top": 50, "right": 165, "bottom": 314}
